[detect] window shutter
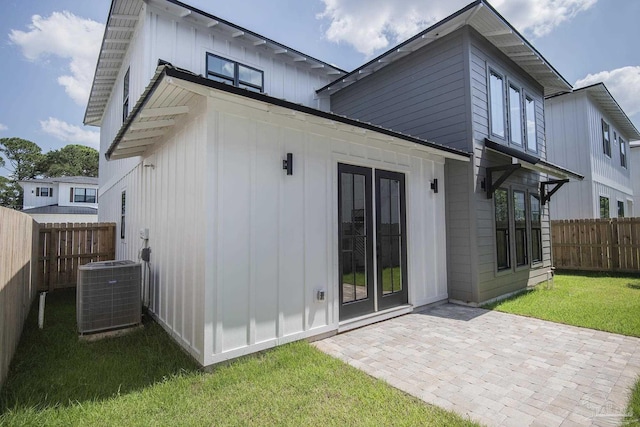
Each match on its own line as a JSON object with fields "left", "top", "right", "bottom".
{"left": 50, "top": 187, "right": 53, "bottom": 197}
{"left": 70, "top": 187, "right": 74, "bottom": 202}
{"left": 36, "top": 187, "right": 40, "bottom": 196}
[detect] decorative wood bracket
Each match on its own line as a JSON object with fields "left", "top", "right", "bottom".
{"left": 486, "top": 164, "right": 521, "bottom": 199}
{"left": 540, "top": 179, "right": 569, "bottom": 206}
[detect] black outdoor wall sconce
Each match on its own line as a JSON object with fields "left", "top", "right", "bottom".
{"left": 283, "top": 153, "right": 293, "bottom": 175}
{"left": 430, "top": 178, "right": 438, "bottom": 193}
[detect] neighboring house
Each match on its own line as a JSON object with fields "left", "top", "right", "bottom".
{"left": 320, "top": 0, "right": 582, "bottom": 305}
{"left": 18, "top": 177, "right": 99, "bottom": 223}
{"left": 86, "top": 0, "right": 469, "bottom": 366}
{"left": 546, "top": 83, "right": 640, "bottom": 219}
{"left": 632, "top": 142, "right": 640, "bottom": 211}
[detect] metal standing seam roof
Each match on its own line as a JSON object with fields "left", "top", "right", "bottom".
{"left": 546, "top": 83, "right": 640, "bottom": 141}
{"left": 317, "top": 0, "right": 572, "bottom": 97}
{"left": 84, "top": 0, "right": 347, "bottom": 126}
{"left": 105, "top": 64, "right": 472, "bottom": 161}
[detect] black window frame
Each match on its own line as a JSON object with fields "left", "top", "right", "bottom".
{"left": 121, "top": 190, "right": 126, "bottom": 240}
{"left": 123, "top": 67, "right": 130, "bottom": 122}
{"left": 37, "top": 187, "right": 53, "bottom": 197}
{"left": 599, "top": 196, "right": 610, "bottom": 219}
{"left": 512, "top": 190, "right": 528, "bottom": 267}
{"left": 508, "top": 83, "right": 523, "bottom": 147}
{"left": 530, "top": 194, "right": 542, "bottom": 264}
{"left": 73, "top": 187, "right": 97, "bottom": 203}
{"left": 206, "top": 53, "right": 264, "bottom": 93}
{"left": 618, "top": 200, "right": 625, "bottom": 218}
{"left": 494, "top": 187, "right": 511, "bottom": 271}
{"left": 488, "top": 69, "right": 506, "bottom": 140}
{"left": 602, "top": 119, "right": 611, "bottom": 157}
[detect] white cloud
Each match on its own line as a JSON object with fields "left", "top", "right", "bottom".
{"left": 318, "top": 0, "right": 597, "bottom": 56}
{"left": 40, "top": 118, "right": 100, "bottom": 149}
{"left": 575, "top": 66, "right": 640, "bottom": 119}
{"left": 0, "top": 124, "right": 7, "bottom": 132}
{"left": 9, "top": 11, "right": 104, "bottom": 105}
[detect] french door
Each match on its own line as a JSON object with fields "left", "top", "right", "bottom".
{"left": 338, "top": 164, "right": 407, "bottom": 321}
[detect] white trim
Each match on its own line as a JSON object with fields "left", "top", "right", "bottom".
{"left": 338, "top": 305, "right": 413, "bottom": 333}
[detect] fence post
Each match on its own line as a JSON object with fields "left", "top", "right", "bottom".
{"left": 611, "top": 219, "right": 619, "bottom": 272}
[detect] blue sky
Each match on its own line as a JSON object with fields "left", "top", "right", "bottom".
{"left": 0, "top": 0, "right": 638, "bottom": 177}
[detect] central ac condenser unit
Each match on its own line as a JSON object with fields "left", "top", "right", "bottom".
{"left": 77, "top": 260, "right": 142, "bottom": 334}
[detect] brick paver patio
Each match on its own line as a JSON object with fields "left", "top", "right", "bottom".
{"left": 313, "top": 304, "right": 640, "bottom": 426}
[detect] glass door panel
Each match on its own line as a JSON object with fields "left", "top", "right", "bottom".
{"left": 338, "top": 164, "right": 374, "bottom": 320}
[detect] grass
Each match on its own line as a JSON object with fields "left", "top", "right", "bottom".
{"left": 483, "top": 272, "right": 640, "bottom": 337}
{"left": 0, "top": 289, "right": 477, "bottom": 426}
{"left": 483, "top": 272, "right": 640, "bottom": 423}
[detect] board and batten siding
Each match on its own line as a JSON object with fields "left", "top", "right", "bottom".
{"left": 98, "top": 102, "right": 208, "bottom": 363}
{"left": 546, "top": 91, "right": 634, "bottom": 219}
{"left": 99, "top": 88, "right": 451, "bottom": 366}
{"left": 202, "top": 95, "right": 449, "bottom": 364}
{"left": 98, "top": 2, "right": 337, "bottom": 204}
{"left": 632, "top": 144, "right": 640, "bottom": 216}
{"left": 468, "top": 29, "right": 551, "bottom": 303}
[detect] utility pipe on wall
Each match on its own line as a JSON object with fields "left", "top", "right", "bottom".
{"left": 38, "top": 292, "right": 47, "bottom": 329}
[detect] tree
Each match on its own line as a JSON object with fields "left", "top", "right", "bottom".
{"left": 0, "top": 137, "right": 44, "bottom": 180}
{"left": 42, "top": 144, "right": 99, "bottom": 177}
{"left": 0, "top": 176, "right": 22, "bottom": 209}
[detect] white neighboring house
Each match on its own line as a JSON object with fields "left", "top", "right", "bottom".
{"left": 18, "top": 176, "right": 99, "bottom": 223}
{"left": 632, "top": 142, "right": 640, "bottom": 211}
{"left": 546, "top": 83, "right": 640, "bottom": 219}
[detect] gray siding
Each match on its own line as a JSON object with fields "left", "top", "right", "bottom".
{"left": 330, "top": 29, "right": 469, "bottom": 151}
{"left": 330, "top": 26, "right": 556, "bottom": 304}
{"left": 468, "top": 29, "right": 552, "bottom": 303}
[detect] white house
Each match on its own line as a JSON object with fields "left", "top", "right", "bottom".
{"left": 86, "top": 0, "right": 470, "bottom": 366}
{"left": 632, "top": 143, "right": 640, "bottom": 211}
{"left": 18, "top": 176, "right": 99, "bottom": 223}
{"left": 546, "top": 83, "right": 640, "bottom": 219}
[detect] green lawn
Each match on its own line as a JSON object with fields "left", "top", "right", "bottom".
{"left": 484, "top": 272, "right": 640, "bottom": 423}
{"left": 0, "top": 289, "right": 477, "bottom": 426}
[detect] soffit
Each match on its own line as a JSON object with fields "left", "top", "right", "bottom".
{"left": 318, "top": 0, "right": 571, "bottom": 97}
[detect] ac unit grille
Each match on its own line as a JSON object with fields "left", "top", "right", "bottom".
{"left": 77, "top": 260, "right": 141, "bottom": 334}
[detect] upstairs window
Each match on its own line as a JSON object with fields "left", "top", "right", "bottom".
{"left": 509, "top": 85, "right": 523, "bottom": 146}
{"left": 72, "top": 188, "right": 97, "bottom": 203}
{"left": 602, "top": 120, "right": 611, "bottom": 157}
{"left": 206, "top": 53, "right": 264, "bottom": 93}
{"left": 620, "top": 136, "right": 627, "bottom": 168}
{"left": 123, "top": 67, "right": 130, "bottom": 122}
{"left": 525, "top": 96, "right": 537, "bottom": 152}
{"left": 36, "top": 187, "right": 53, "bottom": 197}
{"left": 489, "top": 71, "right": 505, "bottom": 139}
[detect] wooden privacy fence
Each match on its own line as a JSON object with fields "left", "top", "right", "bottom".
{"left": 39, "top": 223, "right": 116, "bottom": 291}
{"left": 552, "top": 218, "right": 640, "bottom": 272}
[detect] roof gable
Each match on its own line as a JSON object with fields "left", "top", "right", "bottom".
{"left": 84, "top": 0, "right": 347, "bottom": 126}
{"left": 317, "top": 0, "right": 571, "bottom": 97}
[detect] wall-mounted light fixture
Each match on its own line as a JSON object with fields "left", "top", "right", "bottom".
{"left": 430, "top": 178, "right": 438, "bottom": 193}
{"left": 283, "top": 153, "right": 293, "bottom": 175}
